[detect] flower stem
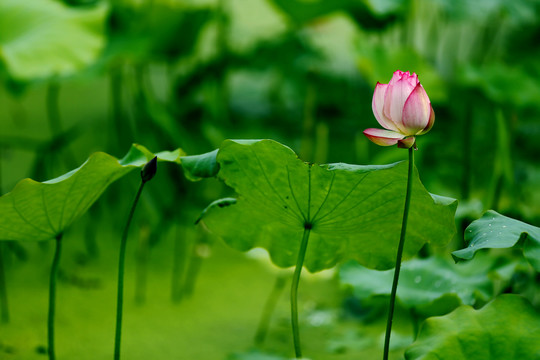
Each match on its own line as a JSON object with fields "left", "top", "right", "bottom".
{"left": 383, "top": 146, "right": 414, "bottom": 360}
{"left": 109, "top": 67, "right": 132, "bottom": 152}
{"left": 182, "top": 232, "right": 207, "bottom": 298}
{"left": 170, "top": 224, "right": 189, "bottom": 303}
{"left": 0, "top": 243, "right": 9, "bottom": 323}
{"left": 114, "top": 182, "right": 146, "bottom": 360}
{"left": 48, "top": 233, "right": 63, "bottom": 360}
{"left": 114, "top": 157, "right": 157, "bottom": 360}
{"left": 0, "top": 149, "right": 7, "bottom": 324}
{"left": 291, "top": 225, "right": 311, "bottom": 359}
{"left": 254, "top": 274, "right": 287, "bottom": 346}
{"left": 46, "top": 82, "right": 61, "bottom": 136}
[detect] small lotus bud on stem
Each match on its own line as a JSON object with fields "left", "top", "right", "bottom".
{"left": 141, "top": 156, "right": 158, "bottom": 183}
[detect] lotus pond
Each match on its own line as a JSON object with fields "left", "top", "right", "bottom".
{"left": 1, "top": 0, "right": 540, "bottom": 359}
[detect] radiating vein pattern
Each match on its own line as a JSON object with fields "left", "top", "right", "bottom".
{"left": 200, "top": 139, "right": 458, "bottom": 272}
{"left": 0, "top": 144, "right": 183, "bottom": 242}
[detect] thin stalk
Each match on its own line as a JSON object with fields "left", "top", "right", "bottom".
{"left": 114, "top": 156, "right": 157, "bottom": 360}
{"left": 48, "top": 233, "right": 63, "bottom": 360}
{"left": 0, "top": 150, "right": 9, "bottom": 324}
{"left": 84, "top": 214, "right": 99, "bottom": 259}
{"left": 216, "top": 0, "right": 230, "bottom": 126}
{"left": 0, "top": 243, "right": 9, "bottom": 323}
{"left": 114, "top": 182, "right": 145, "bottom": 360}
{"left": 383, "top": 147, "right": 414, "bottom": 360}
{"left": 300, "top": 81, "right": 316, "bottom": 162}
{"left": 254, "top": 274, "right": 287, "bottom": 346}
{"left": 462, "top": 105, "right": 472, "bottom": 200}
{"left": 134, "top": 226, "right": 150, "bottom": 305}
{"left": 410, "top": 308, "right": 420, "bottom": 341}
{"left": 133, "top": 63, "right": 147, "bottom": 134}
{"left": 291, "top": 226, "right": 311, "bottom": 359}
{"left": 109, "top": 67, "right": 132, "bottom": 152}
{"left": 181, "top": 234, "right": 207, "bottom": 298}
{"left": 46, "top": 82, "right": 61, "bottom": 136}
{"left": 45, "top": 82, "right": 76, "bottom": 171}
{"left": 171, "top": 225, "right": 189, "bottom": 303}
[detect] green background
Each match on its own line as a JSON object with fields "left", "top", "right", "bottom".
{"left": 1, "top": 0, "right": 539, "bottom": 359}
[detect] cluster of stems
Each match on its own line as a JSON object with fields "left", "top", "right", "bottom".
{"left": 23, "top": 140, "right": 415, "bottom": 360}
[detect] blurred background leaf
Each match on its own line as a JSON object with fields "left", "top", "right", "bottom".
{"left": 405, "top": 295, "right": 540, "bottom": 360}
{"left": 0, "top": 0, "right": 107, "bottom": 84}
{"left": 340, "top": 255, "right": 500, "bottom": 318}
{"left": 1, "top": 0, "right": 540, "bottom": 358}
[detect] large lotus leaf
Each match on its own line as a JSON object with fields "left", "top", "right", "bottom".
{"left": 0, "top": 0, "right": 107, "bottom": 81}
{"left": 194, "top": 139, "right": 457, "bottom": 272}
{"left": 452, "top": 210, "right": 540, "bottom": 271}
{"left": 0, "top": 144, "right": 184, "bottom": 242}
{"left": 340, "top": 255, "right": 496, "bottom": 316}
{"left": 405, "top": 294, "right": 540, "bottom": 360}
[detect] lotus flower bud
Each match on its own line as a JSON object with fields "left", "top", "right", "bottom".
{"left": 364, "top": 70, "right": 434, "bottom": 149}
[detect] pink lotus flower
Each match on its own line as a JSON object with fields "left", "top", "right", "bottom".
{"left": 364, "top": 70, "right": 435, "bottom": 149}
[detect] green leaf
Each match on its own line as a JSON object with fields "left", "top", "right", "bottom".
{"left": 458, "top": 63, "right": 540, "bottom": 108}
{"left": 405, "top": 294, "right": 540, "bottom": 360}
{"left": 105, "top": 2, "right": 211, "bottom": 63}
{"left": 0, "top": 144, "right": 184, "bottom": 242}
{"left": 340, "top": 255, "right": 495, "bottom": 316}
{"left": 181, "top": 149, "right": 219, "bottom": 181}
{"left": 0, "top": 0, "right": 107, "bottom": 81}
{"left": 452, "top": 210, "right": 540, "bottom": 271}
{"left": 197, "top": 140, "right": 457, "bottom": 272}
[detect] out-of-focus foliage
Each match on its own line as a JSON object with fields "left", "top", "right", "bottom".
{"left": 1, "top": 0, "right": 540, "bottom": 358}
{"left": 453, "top": 210, "right": 540, "bottom": 271}
{"left": 340, "top": 255, "right": 506, "bottom": 317}
{"left": 405, "top": 295, "right": 540, "bottom": 360}
{"left": 0, "top": 0, "right": 107, "bottom": 84}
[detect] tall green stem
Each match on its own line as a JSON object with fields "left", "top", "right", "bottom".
{"left": 46, "top": 82, "right": 61, "bottom": 136}
{"left": 48, "top": 233, "right": 63, "bottom": 360}
{"left": 182, "top": 233, "right": 207, "bottom": 298}
{"left": 109, "top": 67, "right": 132, "bottom": 152}
{"left": 134, "top": 226, "right": 150, "bottom": 305}
{"left": 254, "top": 274, "right": 287, "bottom": 346}
{"left": 291, "top": 225, "right": 311, "bottom": 359}
{"left": 383, "top": 147, "right": 414, "bottom": 360}
{"left": 45, "top": 82, "right": 76, "bottom": 171}
{"left": 114, "top": 157, "right": 156, "bottom": 360}
{"left": 171, "top": 225, "right": 189, "bottom": 303}
{"left": 0, "top": 243, "right": 9, "bottom": 323}
{"left": 114, "top": 182, "right": 145, "bottom": 360}
{"left": 461, "top": 105, "right": 472, "bottom": 200}
{"left": 0, "top": 150, "right": 9, "bottom": 324}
